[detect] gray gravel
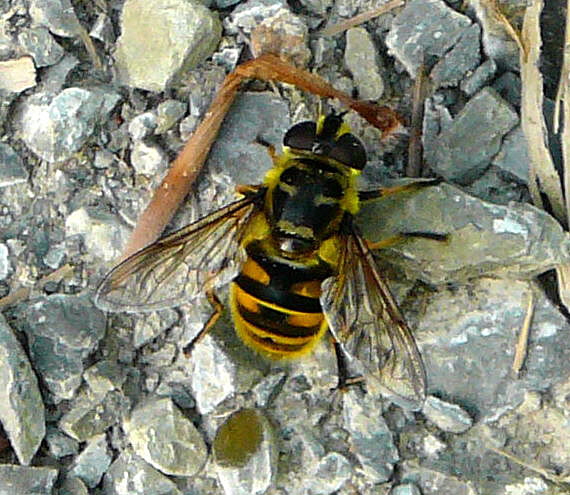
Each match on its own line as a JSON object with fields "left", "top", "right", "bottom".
{"left": 0, "top": 0, "right": 567, "bottom": 494}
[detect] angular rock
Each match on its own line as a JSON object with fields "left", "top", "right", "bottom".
{"left": 467, "top": 0, "right": 520, "bottom": 71}
{"left": 491, "top": 126, "right": 529, "bottom": 183}
{"left": 45, "top": 427, "right": 79, "bottom": 458}
{"left": 430, "top": 24, "right": 481, "bottom": 88}
{"left": 130, "top": 141, "right": 168, "bottom": 177}
{"left": 28, "top": 0, "right": 83, "bottom": 37}
{"left": 188, "top": 335, "right": 236, "bottom": 415}
{"left": 252, "top": 371, "right": 287, "bottom": 408}
{"left": 84, "top": 360, "right": 127, "bottom": 396}
{"left": 128, "top": 112, "right": 158, "bottom": 141}
{"left": 461, "top": 59, "right": 497, "bottom": 96}
{"left": 0, "top": 57, "right": 36, "bottom": 93}
{"left": 104, "top": 451, "right": 182, "bottom": 495}
{"left": 59, "top": 389, "right": 130, "bottom": 441}
{"left": 69, "top": 433, "right": 112, "bottom": 488}
{"left": 124, "top": 397, "right": 207, "bottom": 476}
{"left": 400, "top": 462, "right": 478, "bottom": 495}
{"left": 133, "top": 308, "right": 179, "bottom": 348}
{"left": 224, "top": 0, "right": 288, "bottom": 35}
{"left": 90, "top": 13, "right": 115, "bottom": 45}
{"left": 358, "top": 183, "right": 570, "bottom": 284}
{"left": 0, "top": 143, "right": 28, "bottom": 188}
{"left": 59, "top": 476, "right": 89, "bottom": 495}
{"left": 417, "top": 278, "right": 570, "bottom": 421}
{"left": 386, "top": 0, "right": 472, "bottom": 78}
{"left": 426, "top": 87, "right": 518, "bottom": 184}
{"left": 21, "top": 295, "right": 106, "bottom": 400}
{"left": 0, "top": 314, "right": 45, "bottom": 465}
{"left": 65, "top": 206, "right": 130, "bottom": 262}
{"left": 390, "top": 484, "right": 422, "bottom": 495}
{"left": 114, "top": 0, "right": 222, "bottom": 92}
{"left": 17, "top": 27, "right": 65, "bottom": 67}
{"left": 206, "top": 92, "right": 290, "bottom": 185}
{"left": 18, "top": 87, "right": 121, "bottom": 162}
{"left": 342, "top": 390, "right": 399, "bottom": 482}
{"left": 0, "top": 465, "right": 58, "bottom": 495}
{"left": 305, "top": 452, "right": 351, "bottom": 495}
{"left": 155, "top": 100, "right": 187, "bottom": 134}
{"left": 344, "top": 27, "right": 384, "bottom": 100}
{"left": 0, "top": 243, "right": 9, "bottom": 280}
{"left": 422, "top": 396, "right": 473, "bottom": 433}
{"left": 37, "top": 53, "right": 79, "bottom": 95}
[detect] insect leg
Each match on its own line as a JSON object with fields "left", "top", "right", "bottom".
{"left": 331, "top": 339, "right": 365, "bottom": 390}
{"left": 366, "top": 231, "right": 448, "bottom": 250}
{"left": 183, "top": 289, "right": 223, "bottom": 357}
{"left": 254, "top": 136, "right": 278, "bottom": 162}
{"left": 359, "top": 178, "right": 442, "bottom": 202}
{"left": 235, "top": 184, "right": 264, "bottom": 196}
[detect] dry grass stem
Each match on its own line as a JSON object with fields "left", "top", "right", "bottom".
{"left": 511, "top": 290, "right": 534, "bottom": 376}
{"left": 475, "top": 0, "right": 524, "bottom": 55}
{"left": 0, "top": 264, "right": 75, "bottom": 309}
{"left": 520, "top": 0, "right": 566, "bottom": 223}
{"left": 553, "top": 0, "right": 570, "bottom": 310}
{"left": 319, "top": 0, "right": 405, "bottom": 37}
{"left": 406, "top": 63, "right": 428, "bottom": 177}
{"left": 489, "top": 446, "right": 570, "bottom": 487}
{"left": 554, "top": 0, "right": 570, "bottom": 219}
{"left": 120, "top": 72, "right": 242, "bottom": 259}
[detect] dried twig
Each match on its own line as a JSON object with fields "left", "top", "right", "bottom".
{"left": 319, "top": 0, "right": 405, "bottom": 37}
{"left": 520, "top": 0, "right": 566, "bottom": 224}
{"left": 554, "top": 0, "right": 570, "bottom": 223}
{"left": 471, "top": 0, "right": 524, "bottom": 55}
{"left": 121, "top": 72, "right": 242, "bottom": 259}
{"left": 122, "top": 54, "right": 403, "bottom": 258}
{"left": 489, "top": 446, "right": 570, "bottom": 487}
{"left": 406, "top": 63, "right": 428, "bottom": 177}
{"left": 0, "top": 264, "right": 75, "bottom": 309}
{"left": 553, "top": 0, "right": 570, "bottom": 311}
{"left": 511, "top": 290, "right": 535, "bottom": 376}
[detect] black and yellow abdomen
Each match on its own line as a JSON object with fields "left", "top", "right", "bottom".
{"left": 230, "top": 241, "right": 335, "bottom": 359}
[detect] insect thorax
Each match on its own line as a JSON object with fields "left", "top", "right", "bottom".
{"left": 262, "top": 155, "right": 360, "bottom": 258}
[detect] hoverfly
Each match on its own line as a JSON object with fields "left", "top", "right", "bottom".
{"left": 95, "top": 112, "right": 437, "bottom": 410}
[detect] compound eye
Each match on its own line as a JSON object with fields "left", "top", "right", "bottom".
{"left": 283, "top": 121, "right": 317, "bottom": 151}
{"left": 328, "top": 133, "right": 367, "bottom": 170}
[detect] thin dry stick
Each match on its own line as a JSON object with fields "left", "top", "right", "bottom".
{"left": 319, "top": 0, "right": 405, "bottom": 37}
{"left": 550, "top": 0, "right": 570, "bottom": 311}
{"left": 121, "top": 72, "right": 242, "bottom": 259}
{"left": 234, "top": 55, "right": 402, "bottom": 133}
{"left": 473, "top": 0, "right": 524, "bottom": 55}
{"left": 0, "top": 264, "right": 74, "bottom": 309}
{"left": 122, "top": 54, "right": 403, "bottom": 258}
{"left": 77, "top": 24, "right": 103, "bottom": 71}
{"left": 554, "top": 0, "right": 570, "bottom": 221}
{"left": 520, "top": 0, "right": 566, "bottom": 223}
{"left": 406, "top": 63, "right": 428, "bottom": 178}
{"left": 489, "top": 446, "right": 570, "bottom": 486}
{"left": 511, "top": 290, "right": 535, "bottom": 376}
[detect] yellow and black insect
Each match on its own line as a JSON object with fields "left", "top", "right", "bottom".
{"left": 95, "top": 112, "right": 440, "bottom": 410}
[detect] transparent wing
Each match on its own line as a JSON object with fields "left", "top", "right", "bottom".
{"left": 321, "top": 229, "right": 427, "bottom": 410}
{"left": 94, "top": 192, "right": 263, "bottom": 312}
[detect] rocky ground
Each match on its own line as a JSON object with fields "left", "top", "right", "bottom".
{"left": 1, "top": 0, "right": 569, "bottom": 494}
